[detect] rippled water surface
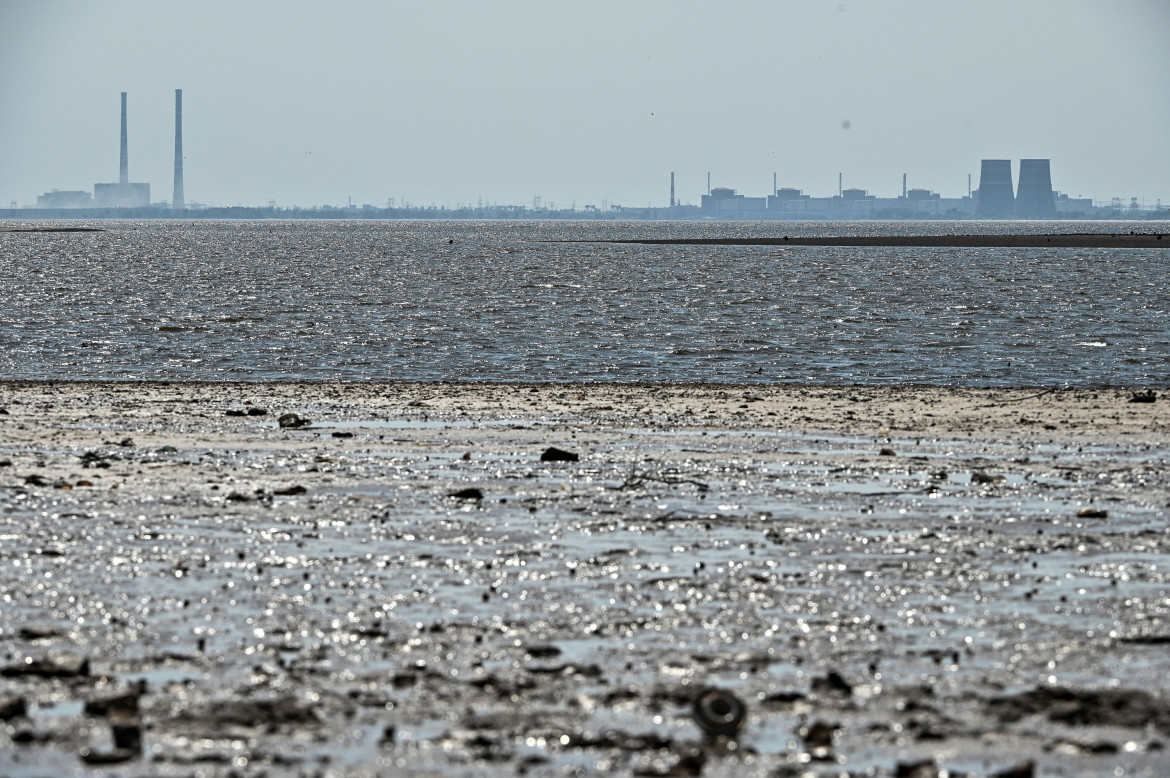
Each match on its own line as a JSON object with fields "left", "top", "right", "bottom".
{"left": 2, "top": 219, "right": 1167, "bottom": 385}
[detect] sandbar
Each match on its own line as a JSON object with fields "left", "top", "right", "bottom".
{"left": 602, "top": 233, "right": 1169, "bottom": 249}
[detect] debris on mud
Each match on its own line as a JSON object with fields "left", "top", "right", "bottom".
{"left": 540, "top": 446, "right": 580, "bottom": 462}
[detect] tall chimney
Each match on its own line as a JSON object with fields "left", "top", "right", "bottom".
{"left": 173, "top": 89, "right": 185, "bottom": 209}
{"left": 670, "top": 172, "right": 675, "bottom": 208}
{"left": 119, "top": 92, "right": 128, "bottom": 185}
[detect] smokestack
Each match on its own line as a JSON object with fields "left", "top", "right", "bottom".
{"left": 670, "top": 172, "right": 675, "bottom": 208}
{"left": 173, "top": 89, "right": 185, "bottom": 210}
{"left": 707, "top": 172, "right": 711, "bottom": 196}
{"left": 119, "top": 92, "right": 128, "bottom": 185}
{"left": 902, "top": 173, "right": 907, "bottom": 198}
{"left": 773, "top": 171, "right": 777, "bottom": 195}
{"left": 838, "top": 172, "right": 842, "bottom": 197}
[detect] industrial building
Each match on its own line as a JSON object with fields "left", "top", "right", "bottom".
{"left": 36, "top": 190, "right": 92, "bottom": 208}
{"left": 694, "top": 158, "right": 1063, "bottom": 219}
{"left": 698, "top": 184, "right": 976, "bottom": 219}
{"left": 36, "top": 90, "right": 185, "bottom": 209}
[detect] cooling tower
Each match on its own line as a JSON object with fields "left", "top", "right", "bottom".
{"left": 976, "top": 159, "right": 1014, "bottom": 217}
{"left": 1015, "top": 159, "right": 1055, "bottom": 218}
{"left": 173, "top": 89, "right": 185, "bottom": 210}
{"left": 119, "top": 92, "right": 128, "bottom": 185}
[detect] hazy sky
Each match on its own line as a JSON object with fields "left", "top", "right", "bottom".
{"left": 2, "top": 0, "right": 1167, "bottom": 209}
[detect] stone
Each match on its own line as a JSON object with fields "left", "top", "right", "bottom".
{"left": 0, "top": 694, "right": 27, "bottom": 720}
{"left": 540, "top": 446, "right": 579, "bottom": 462}
{"left": 801, "top": 719, "right": 837, "bottom": 748}
{"left": 895, "top": 759, "right": 939, "bottom": 778}
{"left": 80, "top": 747, "right": 138, "bottom": 765}
{"left": 991, "top": 761, "right": 1035, "bottom": 778}
{"left": 1, "top": 654, "right": 90, "bottom": 678}
{"left": 85, "top": 688, "right": 142, "bottom": 717}
{"left": 450, "top": 487, "right": 484, "bottom": 500}
{"left": 987, "top": 685, "right": 1164, "bottom": 729}
{"left": 810, "top": 670, "right": 852, "bottom": 697}
{"left": 110, "top": 712, "right": 143, "bottom": 752}
{"left": 278, "top": 413, "right": 311, "bottom": 428}
{"left": 524, "top": 644, "right": 562, "bottom": 659}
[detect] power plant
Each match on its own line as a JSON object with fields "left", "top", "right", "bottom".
{"left": 693, "top": 158, "right": 1068, "bottom": 219}
{"left": 36, "top": 90, "right": 185, "bottom": 210}
{"left": 22, "top": 98, "right": 1150, "bottom": 219}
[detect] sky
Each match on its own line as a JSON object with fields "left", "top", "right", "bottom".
{"left": 1, "top": 0, "right": 1168, "bottom": 209}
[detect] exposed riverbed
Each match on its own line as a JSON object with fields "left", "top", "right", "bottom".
{"left": 1, "top": 382, "right": 1168, "bottom": 776}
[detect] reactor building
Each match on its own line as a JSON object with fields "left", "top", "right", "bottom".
{"left": 93, "top": 92, "right": 150, "bottom": 208}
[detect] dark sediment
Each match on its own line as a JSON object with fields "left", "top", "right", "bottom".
{"left": 596, "top": 233, "right": 1168, "bottom": 249}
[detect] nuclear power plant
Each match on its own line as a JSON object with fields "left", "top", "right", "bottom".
{"left": 21, "top": 97, "right": 1155, "bottom": 219}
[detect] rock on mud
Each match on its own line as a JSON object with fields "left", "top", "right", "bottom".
{"left": 278, "top": 413, "right": 311, "bottom": 428}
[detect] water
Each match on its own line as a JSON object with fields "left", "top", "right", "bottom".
{"left": 2, "top": 219, "right": 1167, "bottom": 385}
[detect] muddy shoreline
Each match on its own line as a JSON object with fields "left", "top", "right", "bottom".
{"left": 1, "top": 381, "right": 1168, "bottom": 776}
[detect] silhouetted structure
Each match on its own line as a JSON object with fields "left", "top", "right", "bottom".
{"left": 36, "top": 190, "right": 92, "bottom": 208}
{"left": 976, "top": 159, "right": 1014, "bottom": 217}
{"left": 173, "top": 89, "right": 185, "bottom": 210}
{"left": 94, "top": 91, "right": 149, "bottom": 208}
{"left": 119, "top": 92, "right": 128, "bottom": 184}
{"left": 1015, "top": 159, "right": 1055, "bottom": 218}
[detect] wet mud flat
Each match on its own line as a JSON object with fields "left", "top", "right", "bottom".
{"left": 0, "top": 380, "right": 1168, "bottom": 777}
